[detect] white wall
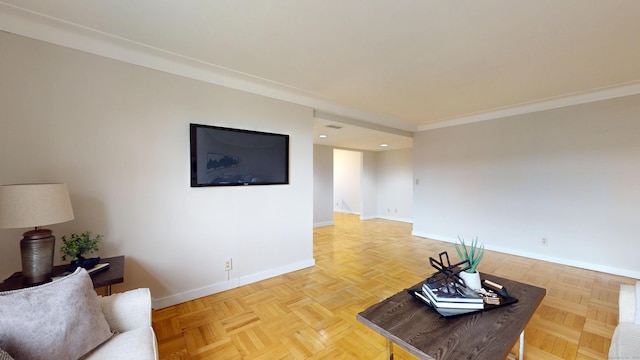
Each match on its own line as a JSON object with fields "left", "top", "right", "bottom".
{"left": 360, "top": 151, "right": 378, "bottom": 220}
{"left": 377, "top": 148, "right": 413, "bottom": 223}
{"left": 325, "top": 147, "right": 413, "bottom": 223}
{"left": 313, "top": 145, "right": 334, "bottom": 227}
{"left": 413, "top": 94, "right": 640, "bottom": 278}
{"left": 333, "top": 149, "right": 362, "bottom": 214}
{"left": 0, "top": 32, "right": 315, "bottom": 307}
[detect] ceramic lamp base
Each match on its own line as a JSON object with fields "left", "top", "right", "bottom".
{"left": 20, "top": 229, "right": 55, "bottom": 285}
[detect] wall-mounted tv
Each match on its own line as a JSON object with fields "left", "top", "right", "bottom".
{"left": 190, "top": 123, "right": 289, "bottom": 187}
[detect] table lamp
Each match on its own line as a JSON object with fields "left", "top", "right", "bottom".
{"left": 0, "top": 183, "right": 75, "bottom": 285}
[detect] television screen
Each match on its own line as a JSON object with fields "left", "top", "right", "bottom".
{"left": 190, "top": 123, "right": 289, "bottom": 187}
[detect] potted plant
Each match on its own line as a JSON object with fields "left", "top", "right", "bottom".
{"left": 454, "top": 236, "right": 484, "bottom": 289}
{"left": 60, "top": 231, "right": 102, "bottom": 270}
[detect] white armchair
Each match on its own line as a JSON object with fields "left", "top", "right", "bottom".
{"left": 0, "top": 269, "right": 158, "bottom": 360}
{"left": 608, "top": 283, "right": 640, "bottom": 359}
{"left": 84, "top": 288, "right": 159, "bottom": 359}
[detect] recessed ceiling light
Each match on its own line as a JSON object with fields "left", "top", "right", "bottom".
{"left": 319, "top": 134, "right": 328, "bottom": 138}
{"left": 380, "top": 143, "right": 389, "bottom": 147}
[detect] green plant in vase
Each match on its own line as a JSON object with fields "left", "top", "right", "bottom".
{"left": 60, "top": 231, "right": 102, "bottom": 270}
{"left": 454, "top": 236, "right": 484, "bottom": 289}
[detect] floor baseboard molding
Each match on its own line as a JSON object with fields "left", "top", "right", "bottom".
{"left": 334, "top": 210, "right": 360, "bottom": 215}
{"left": 412, "top": 231, "right": 640, "bottom": 280}
{"left": 314, "top": 220, "right": 334, "bottom": 228}
{"left": 376, "top": 215, "right": 413, "bottom": 223}
{"left": 152, "top": 258, "right": 316, "bottom": 309}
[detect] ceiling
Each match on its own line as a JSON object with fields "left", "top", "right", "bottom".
{"left": 2, "top": 1, "right": 640, "bottom": 151}
{"left": 313, "top": 112, "right": 413, "bottom": 151}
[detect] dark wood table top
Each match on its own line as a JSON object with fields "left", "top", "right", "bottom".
{"left": 87, "top": 255, "right": 125, "bottom": 289}
{"left": 0, "top": 255, "right": 124, "bottom": 291}
{"left": 357, "top": 273, "right": 546, "bottom": 360}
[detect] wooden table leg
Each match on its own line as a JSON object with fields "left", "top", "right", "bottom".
{"left": 387, "top": 340, "right": 394, "bottom": 360}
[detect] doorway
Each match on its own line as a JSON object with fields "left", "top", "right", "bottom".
{"left": 333, "top": 149, "right": 362, "bottom": 215}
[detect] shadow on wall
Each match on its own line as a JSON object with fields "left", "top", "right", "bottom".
{"left": 53, "top": 193, "right": 111, "bottom": 266}
{"left": 336, "top": 199, "right": 358, "bottom": 215}
{"left": 114, "top": 259, "right": 170, "bottom": 301}
{"left": 53, "top": 193, "right": 170, "bottom": 297}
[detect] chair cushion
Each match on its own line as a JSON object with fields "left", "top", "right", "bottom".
{"left": 98, "top": 288, "right": 152, "bottom": 332}
{"left": 82, "top": 326, "right": 157, "bottom": 360}
{"left": 619, "top": 284, "right": 636, "bottom": 323}
{"left": 609, "top": 322, "right": 640, "bottom": 358}
{"left": 0, "top": 268, "right": 112, "bottom": 360}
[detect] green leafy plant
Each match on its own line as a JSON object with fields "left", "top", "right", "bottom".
{"left": 454, "top": 236, "right": 484, "bottom": 273}
{"left": 60, "top": 231, "right": 102, "bottom": 261}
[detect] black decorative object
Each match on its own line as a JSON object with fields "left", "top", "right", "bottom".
{"left": 407, "top": 251, "right": 519, "bottom": 317}
{"left": 66, "top": 257, "right": 100, "bottom": 272}
{"left": 426, "top": 251, "right": 471, "bottom": 286}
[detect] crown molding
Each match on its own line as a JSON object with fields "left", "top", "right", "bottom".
{"left": 3, "top": 3, "right": 639, "bottom": 135}
{"left": 418, "top": 81, "right": 640, "bottom": 132}
{"left": 0, "top": 2, "right": 416, "bottom": 133}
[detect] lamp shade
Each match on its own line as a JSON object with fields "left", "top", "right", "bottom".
{"left": 0, "top": 183, "right": 75, "bottom": 229}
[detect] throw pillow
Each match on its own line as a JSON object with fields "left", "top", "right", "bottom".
{"left": 0, "top": 268, "right": 112, "bottom": 360}
{"left": 0, "top": 348, "right": 14, "bottom": 360}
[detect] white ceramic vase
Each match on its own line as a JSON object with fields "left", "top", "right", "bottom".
{"left": 459, "top": 271, "right": 482, "bottom": 290}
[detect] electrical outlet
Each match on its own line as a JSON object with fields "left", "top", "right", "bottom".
{"left": 541, "top": 237, "right": 549, "bottom": 246}
{"left": 224, "top": 258, "right": 233, "bottom": 271}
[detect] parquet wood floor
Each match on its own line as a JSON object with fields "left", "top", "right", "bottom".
{"left": 153, "top": 213, "right": 634, "bottom": 359}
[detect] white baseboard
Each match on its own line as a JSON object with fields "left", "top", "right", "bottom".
{"left": 152, "top": 258, "right": 316, "bottom": 309}
{"left": 238, "top": 258, "right": 315, "bottom": 286}
{"left": 334, "top": 210, "right": 360, "bottom": 215}
{"left": 313, "top": 220, "right": 334, "bottom": 228}
{"left": 377, "top": 215, "right": 413, "bottom": 223}
{"left": 360, "top": 215, "right": 377, "bottom": 220}
{"left": 333, "top": 212, "right": 413, "bottom": 223}
{"left": 412, "top": 231, "right": 640, "bottom": 280}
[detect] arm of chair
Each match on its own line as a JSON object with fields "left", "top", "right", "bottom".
{"left": 618, "top": 284, "right": 636, "bottom": 323}
{"left": 98, "top": 288, "right": 152, "bottom": 332}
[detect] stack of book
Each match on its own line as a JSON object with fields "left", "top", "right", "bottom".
{"left": 408, "top": 251, "right": 514, "bottom": 316}
{"left": 417, "top": 279, "right": 485, "bottom": 316}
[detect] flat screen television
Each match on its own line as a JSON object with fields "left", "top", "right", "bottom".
{"left": 190, "top": 123, "right": 289, "bottom": 187}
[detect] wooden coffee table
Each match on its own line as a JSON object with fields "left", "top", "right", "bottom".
{"left": 357, "top": 273, "right": 545, "bottom": 360}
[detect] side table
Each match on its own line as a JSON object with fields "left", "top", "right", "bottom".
{"left": 0, "top": 255, "right": 124, "bottom": 295}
